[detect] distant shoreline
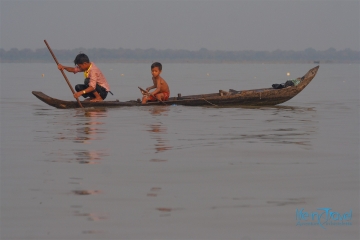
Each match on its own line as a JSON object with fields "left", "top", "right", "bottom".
{"left": 1, "top": 47, "right": 359, "bottom": 64}
{"left": 1, "top": 60, "right": 358, "bottom": 64}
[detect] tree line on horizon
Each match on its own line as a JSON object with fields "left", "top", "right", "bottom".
{"left": 0, "top": 47, "right": 359, "bottom": 63}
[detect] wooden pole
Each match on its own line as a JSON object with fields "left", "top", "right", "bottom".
{"left": 44, "top": 40, "right": 83, "bottom": 108}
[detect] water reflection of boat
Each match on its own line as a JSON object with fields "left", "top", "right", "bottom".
{"left": 74, "top": 150, "right": 108, "bottom": 164}
{"left": 74, "top": 109, "right": 109, "bottom": 163}
{"left": 32, "top": 66, "right": 319, "bottom": 109}
{"left": 74, "top": 109, "right": 107, "bottom": 143}
{"left": 148, "top": 124, "right": 172, "bottom": 153}
{"left": 145, "top": 106, "right": 172, "bottom": 153}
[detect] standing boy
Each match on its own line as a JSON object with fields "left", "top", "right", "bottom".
{"left": 142, "top": 62, "right": 170, "bottom": 104}
{"left": 58, "top": 53, "right": 111, "bottom": 102}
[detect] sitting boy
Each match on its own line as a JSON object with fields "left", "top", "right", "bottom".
{"left": 58, "top": 53, "right": 111, "bottom": 102}
{"left": 142, "top": 62, "right": 170, "bottom": 104}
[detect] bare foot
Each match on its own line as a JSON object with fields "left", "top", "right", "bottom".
{"left": 84, "top": 98, "right": 91, "bottom": 102}
{"left": 90, "top": 98, "right": 103, "bottom": 102}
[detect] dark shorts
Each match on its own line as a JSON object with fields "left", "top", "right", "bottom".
{"left": 75, "top": 78, "right": 108, "bottom": 100}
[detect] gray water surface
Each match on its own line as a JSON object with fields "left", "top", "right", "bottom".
{"left": 1, "top": 63, "right": 359, "bottom": 240}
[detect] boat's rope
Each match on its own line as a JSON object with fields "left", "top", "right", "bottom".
{"left": 200, "top": 98, "right": 217, "bottom": 106}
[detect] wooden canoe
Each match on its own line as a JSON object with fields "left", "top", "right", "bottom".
{"left": 32, "top": 66, "right": 319, "bottom": 109}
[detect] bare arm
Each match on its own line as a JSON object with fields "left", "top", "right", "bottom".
{"left": 146, "top": 85, "right": 156, "bottom": 92}
{"left": 151, "top": 78, "right": 162, "bottom": 95}
{"left": 58, "top": 64, "right": 77, "bottom": 73}
{"left": 146, "top": 77, "right": 158, "bottom": 91}
{"left": 146, "top": 87, "right": 154, "bottom": 92}
{"left": 73, "top": 86, "right": 95, "bottom": 99}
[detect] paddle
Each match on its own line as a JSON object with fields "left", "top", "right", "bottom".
{"left": 138, "top": 86, "right": 166, "bottom": 105}
{"left": 44, "top": 40, "right": 83, "bottom": 108}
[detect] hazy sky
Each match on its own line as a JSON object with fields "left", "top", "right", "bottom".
{"left": 0, "top": 0, "right": 359, "bottom": 51}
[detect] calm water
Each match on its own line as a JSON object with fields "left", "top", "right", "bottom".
{"left": 0, "top": 63, "right": 359, "bottom": 240}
